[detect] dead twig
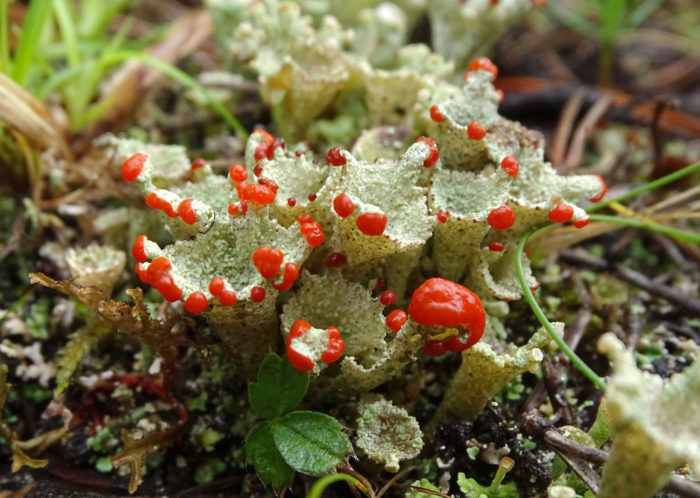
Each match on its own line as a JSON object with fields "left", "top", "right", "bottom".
{"left": 551, "top": 88, "right": 586, "bottom": 168}
{"left": 562, "top": 94, "right": 612, "bottom": 172}
{"left": 560, "top": 249, "right": 700, "bottom": 316}
{"left": 650, "top": 97, "right": 670, "bottom": 179}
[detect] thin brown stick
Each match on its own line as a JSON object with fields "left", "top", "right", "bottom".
{"left": 559, "top": 249, "right": 700, "bottom": 315}
{"left": 563, "top": 94, "right": 612, "bottom": 172}
{"left": 375, "top": 465, "right": 415, "bottom": 498}
{"left": 551, "top": 89, "right": 586, "bottom": 168}
{"left": 650, "top": 96, "right": 669, "bottom": 178}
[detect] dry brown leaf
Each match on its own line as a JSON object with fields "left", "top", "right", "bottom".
{"left": 29, "top": 273, "right": 205, "bottom": 353}
{"left": 0, "top": 365, "right": 48, "bottom": 473}
{"left": 112, "top": 422, "right": 185, "bottom": 494}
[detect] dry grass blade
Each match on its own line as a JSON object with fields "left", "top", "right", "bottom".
{"left": 0, "top": 73, "right": 70, "bottom": 157}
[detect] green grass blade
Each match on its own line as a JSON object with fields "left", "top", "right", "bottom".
{"left": 586, "top": 161, "right": 700, "bottom": 213}
{"left": 0, "top": 0, "right": 10, "bottom": 73}
{"left": 627, "top": 0, "right": 665, "bottom": 28}
{"left": 36, "top": 50, "right": 249, "bottom": 139}
{"left": 588, "top": 214, "right": 700, "bottom": 245}
{"left": 308, "top": 473, "right": 368, "bottom": 498}
{"left": 11, "top": 0, "right": 52, "bottom": 85}
{"left": 51, "top": 0, "right": 79, "bottom": 66}
{"left": 516, "top": 227, "right": 607, "bottom": 390}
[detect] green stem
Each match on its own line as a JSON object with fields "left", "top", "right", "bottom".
{"left": 516, "top": 227, "right": 607, "bottom": 390}
{"left": 308, "top": 473, "right": 369, "bottom": 498}
{"left": 588, "top": 214, "right": 700, "bottom": 245}
{"left": 586, "top": 160, "right": 700, "bottom": 213}
{"left": 11, "top": 0, "right": 52, "bottom": 85}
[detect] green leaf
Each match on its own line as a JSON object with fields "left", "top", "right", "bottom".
{"left": 272, "top": 411, "right": 352, "bottom": 476}
{"left": 245, "top": 422, "right": 294, "bottom": 488}
{"left": 249, "top": 352, "right": 309, "bottom": 419}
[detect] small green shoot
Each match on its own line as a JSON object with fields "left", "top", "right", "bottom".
{"left": 457, "top": 456, "right": 518, "bottom": 498}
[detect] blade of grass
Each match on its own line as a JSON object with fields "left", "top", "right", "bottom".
{"left": 78, "top": 0, "right": 129, "bottom": 39}
{"left": 586, "top": 160, "right": 700, "bottom": 213}
{"left": 68, "top": 18, "right": 133, "bottom": 130}
{"left": 37, "top": 50, "right": 248, "bottom": 138}
{"left": 11, "top": 0, "right": 52, "bottom": 86}
{"left": 52, "top": 0, "right": 83, "bottom": 125}
{"left": 516, "top": 227, "right": 607, "bottom": 390}
{"left": 588, "top": 214, "right": 700, "bottom": 245}
{"left": 598, "top": 0, "right": 626, "bottom": 84}
{"left": 0, "top": 0, "right": 10, "bottom": 73}
{"left": 51, "top": 0, "right": 79, "bottom": 66}
{"left": 627, "top": 0, "right": 665, "bottom": 28}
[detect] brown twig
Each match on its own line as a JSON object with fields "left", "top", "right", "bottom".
{"left": 650, "top": 96, "right": 669, "bottom": 179}
{"left": 551, "top": 89, "right": 586, "bottom": 168}
{"left": 559, "top": 249, "right": 700, "bottom": 316}
{"left": 562, "top": 94, "right": 612, "bottom": 172}
{"left": 375, "top": 465, "right": 415, "bottom": 498}
{"left": 614, "top": 264, "right": 700, "bottom": 316}
{"left": 541, "top": 356, "right": 574, "bottom": 425}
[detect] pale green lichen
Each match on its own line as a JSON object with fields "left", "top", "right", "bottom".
{"left": 596, "top": 333, "right": 700, "bottom": 498}
{"left": 423, "top": 71, "right": 603, "bottom": 297}
{"left": 334, "top": 322, "right": 422, "bottom": 395}
{"left": 224, "top": 0, "right": 354, "bottom": 140}
{"left": 115, "top": 0, "right": 607, "bottom": 413}
{"left": 95, "top": 133, "right": 192, "bottom": 188}
{"left": 244, "top": 131, "right": 333, "bottom": 227}
{"left": 428, "top": 0, "right": 533, "bottom": 71}
{"left": 434, "top": 325, "right": 557, "bottom": 422}
{"left": 350, "top": 125, "right": 412, "bottom": 163}
{"left": 281, "top": 271, "right": 387, "bottom": 361}
{"left": 355, "top": 394, "right": 423, "bottom": 473}
{"left": 328, "top": 142, "right": 435, "bottom": 266}
{"left": 287, "top": 322, "right": 335, "bottom": 374}
{"left": 65, "top": 244, "right": 126, "bottom": 297}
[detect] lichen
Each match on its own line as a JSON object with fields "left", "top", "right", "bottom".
{"left": 427, "top": 0, "right": 533, "bottom": 70}
{"left": 65, "top": 244, "right": 126, "bottom": 297}
{"left": 434, "top": 325, "right": 556, "bottom": 421}
{"left": 112, "top": 0, "right": 606, "bottom": 421}
{"left": 596, "top": 333, "right": 700, "bottom": 498}
{"left": 355, "top": 394, "right": 423, "bottom": 473}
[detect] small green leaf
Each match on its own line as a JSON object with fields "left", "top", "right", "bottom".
{"left": 245, "top": 422, "right": 294, "bottom": 488}
{"left": 272, "top": 411, "right": 352, "bottom": 476}
{"left": 249, "top": 352, "right": 309, "bottom": 419}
